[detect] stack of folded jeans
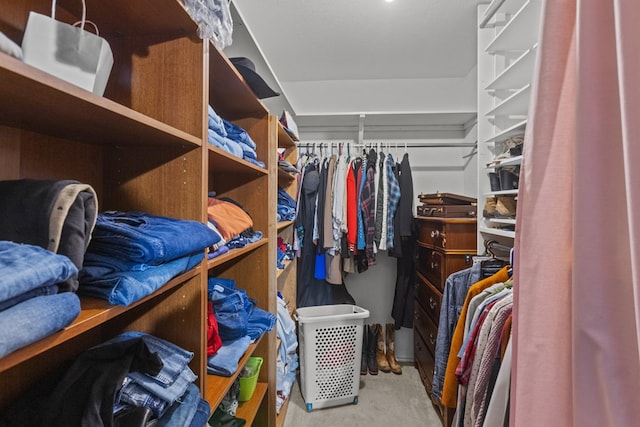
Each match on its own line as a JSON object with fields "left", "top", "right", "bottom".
{"left": 110, "top": 332, "right": 208, "bottom": 426}
{"left": 79, "top": 211, "right": 221, "bottom": 305}
{"left": 206, "top": 277, "right": 276, "bottom": 376}
{"left": 207, "top": 105, "right": 265, "bottom": 168}
{"left": 0, "top": 241, "right": 81, "bottom": 358}
{"left": 0, "top": 331, "right": 207, "bottom": 426}
{"left": 277, "top": 186, "right": 297, "bottom": 222}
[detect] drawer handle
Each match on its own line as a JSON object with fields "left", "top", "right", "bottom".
{"left": 430, "top": 251, "right": 440, "bottom": 270}
{"left": 429, "top": 297, "right": 437, "bottom": 310}
{"left": 429, "top": 333, "right": 436, "bottom": 346}
{"left": 414, "top": 311, "right": 420, "bottom": 320}
{"left": 430, "top": 230, "right": 439, "bottom": 238}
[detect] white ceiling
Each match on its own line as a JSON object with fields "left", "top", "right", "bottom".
{"left": 231, "top": 0, "right": 483, "bottom": 121}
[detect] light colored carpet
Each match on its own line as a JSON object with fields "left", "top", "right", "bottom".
{"left": 282, "top": 363, "right": 442, "bottom": 427}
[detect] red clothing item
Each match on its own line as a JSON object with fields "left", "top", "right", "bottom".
{"left": 346, "top": 159, "right": 358, "bottom": 251}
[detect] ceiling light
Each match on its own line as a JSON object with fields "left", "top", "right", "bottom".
{"left": 385, "top": 0, "right": 394, "bottom": 3}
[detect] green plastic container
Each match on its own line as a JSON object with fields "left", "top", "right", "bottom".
{"left": 238, "top": 356, "right": 263, "bottom": 402}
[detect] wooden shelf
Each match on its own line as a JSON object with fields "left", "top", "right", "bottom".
{"left": 276, "top": 259, "right": 294, "bottom": 280}
{"left": 278, "top": 167, "right": 297, "bottom": 182}
{"left": 278, "top": 123, "right": 296, "bottom": 148}
{"left": 237, "top": 382, "right": 268, "bottom": 424}
{"left": 0, "top": 54, "right": 201, "bottom": 149}
{"left": 208, "top": 145, "right": 269, "bottom": 175}
{"left": 277, "top": 220, "right": 294, "bottom": 231}
{"left": 208, "top": 43, "right": 269, "bottom": 121}
{"left": 0, "top": 266, "right": 200, "bottom": 373}
{"left": 207, "top": 239, "right": 269, "bottom": 269}
{"left": 205, "top": 338, "right": 260, "bottom": 410}
{"left": 276, "top": 393, "right": 292, "bottom": 427}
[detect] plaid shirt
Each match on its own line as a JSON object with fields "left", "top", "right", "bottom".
{"left": 386, "top": 154, "right": 401, "bottom": 249}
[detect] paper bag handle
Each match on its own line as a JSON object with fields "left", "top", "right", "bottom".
{"left": 51, "top": 0, "right": 87, "bottom": 31}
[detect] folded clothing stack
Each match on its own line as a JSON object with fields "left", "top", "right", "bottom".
{"left": 207, "top": 105, "right": 265, "bottom": 168}
{"left": 80, "top": 211, "right": 221, "bottom": 305}
{"left": 206, "top": 277, "right": 276, "bottom": 376}
{"left": 277, "top": 187, "right": 297, "bottom": 222}
{"left": 207, "top": 195, "right": 263, "bottom": 254}
{"left": 0, "top": 241, "right": 81, "bottom": 358}
{"left": 0, "top": 332, "right": 208, "bottom": 426}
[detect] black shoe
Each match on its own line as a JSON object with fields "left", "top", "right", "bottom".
{"left": 361, "top": 325, "right": 368, "bottom": 375}
{"left": 367, "top": 325, "right": 378, "bottom": 375}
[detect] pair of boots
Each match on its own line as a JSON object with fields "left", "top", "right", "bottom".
{"left": 360, "top": 323, "right": 402, "bottom": 375}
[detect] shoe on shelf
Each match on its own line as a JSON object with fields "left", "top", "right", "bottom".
{"left": 495, "top": 196, "right": 517, "bottom": 218}
{"left": 483, "top": 196, "right": 497, "bottom": 218}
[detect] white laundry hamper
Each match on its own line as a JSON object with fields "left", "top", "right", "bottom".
{"left": 295, "top": 304, "right": 370, "bottom": 412}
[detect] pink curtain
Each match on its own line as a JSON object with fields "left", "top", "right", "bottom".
{"left": 512, "top": 0, "right": 640, "bottom": 425}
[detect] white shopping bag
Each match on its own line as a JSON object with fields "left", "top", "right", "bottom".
{"left": 21, "top": 0, "right": 113, "bottom": 96}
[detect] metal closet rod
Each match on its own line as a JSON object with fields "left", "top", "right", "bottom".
{"left": 296, "top": 142, "right": 477, "bottom": 148}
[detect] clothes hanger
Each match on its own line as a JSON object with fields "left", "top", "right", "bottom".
{"left": 481, "top": 240, "right": 509, "bottom": 278}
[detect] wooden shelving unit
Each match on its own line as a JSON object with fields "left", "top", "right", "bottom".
{"left": 0, "top": 1, "right": 278, "bottom": 425}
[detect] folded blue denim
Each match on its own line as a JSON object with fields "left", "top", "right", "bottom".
{"left": 278, "top": 187, "right": 297, "bottom": 209}
{"left": 207, "top": 335, "right": 252, "bottom": 376}
{"left": 208, "top": 277, "right": 275, "bottom": 342}
{"left": 118, "top": 376, "right": 168, "bottom": 417}
{"left": 223, "top": 119, "right": 257, "bottom": 150}
{"left": 113, "top": 331, "right": 194, "bottom": 386}
{"left": 79, "top": 252, "right": 204, "bottom": 305}
{"left": 0, "top": 241, "right": 77, "bottom": 305}
{"left": 0, "top": 292, "right": 80, "bottom": 358}
{"left": 208, "top": 245, "right": 229, "bottom": 259}
{"left": 189, "top": 398, "right": 211, "bottom": 427}
{"left": 209, "top": 282, "right": 249, "bottom": 341}
{"left": 157, "top": 382, "right": 201, "bottom": 427}
{"left": 245, "top": 157, "right": 266, "bottom": 168}
{"left": 0, "top": 284, "right": 58, "bottom": 312}
{"left": 208, "top": 105, "right": 227, "bottom": 137}
{"left": 121, "top": 364, "right": 196, "bottom": 408}
{"left": 88, "top": 211, "right": 220, "bottom": 265}
{"left": 226, "top": 231, "right": 263, "bottom": 250}
{"left": 246, "top": 303, "right": 276, "bottom": 341}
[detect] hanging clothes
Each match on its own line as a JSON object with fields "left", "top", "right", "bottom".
{"left": 390, "top": 152, "right": 416, "bottom": 329}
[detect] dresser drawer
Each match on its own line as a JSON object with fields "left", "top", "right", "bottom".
{"left": 416, "top": 218, "right": 477, "bottom": 251}
{"left": 417, "top": 245, "right": 474, "bottom": 291}
{"left": 416, "top": 273, "right": 442, "bottom": 326}
{"left": 414, "top": 301, "right": 438, "bottom": 355}
{"left": 414, "top": 330, "right": 435, "bottom": 394}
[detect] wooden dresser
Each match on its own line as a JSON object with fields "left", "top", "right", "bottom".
{"left": 413, "top": 216, "right": 477, "bottom": 425}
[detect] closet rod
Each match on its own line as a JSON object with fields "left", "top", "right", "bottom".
{"left": 296, "top": 142, "right": 476, "bottom": 148}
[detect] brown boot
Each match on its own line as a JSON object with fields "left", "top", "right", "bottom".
{"left": 373, "top": 324, "right": 391, "bottom": 373}
{"left": 386, "top": 324, "right": 402, "bottom": 375}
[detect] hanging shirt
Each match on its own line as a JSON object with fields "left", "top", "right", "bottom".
{"left": 332, "top": 154, "right": 347, "bottom": 245}
{"left": 346, "top": 158, "right": 360, "bottom": 252}
{"left": 386, "top": 154, "right": 401, "bottom": 250}
{"left": 362, "top": 149, "right": 377, "bottom": 265}
{"left": 374, "top": 151, "right": 386, "bottom": 248}
{"left": 356, "top": 157, "right": 366, "bottom": 251}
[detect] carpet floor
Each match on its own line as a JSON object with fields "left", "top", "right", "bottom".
{"left": 282, "top": 363, "right": 442, "bottom": 427}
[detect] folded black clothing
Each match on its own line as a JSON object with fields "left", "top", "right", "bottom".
{"left": 0, "top": 179, "right": 98, "bottom": 292}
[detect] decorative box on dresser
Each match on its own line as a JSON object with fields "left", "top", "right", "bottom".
{"left": 413, "top": 216, "right": 477, "bottom": 425}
